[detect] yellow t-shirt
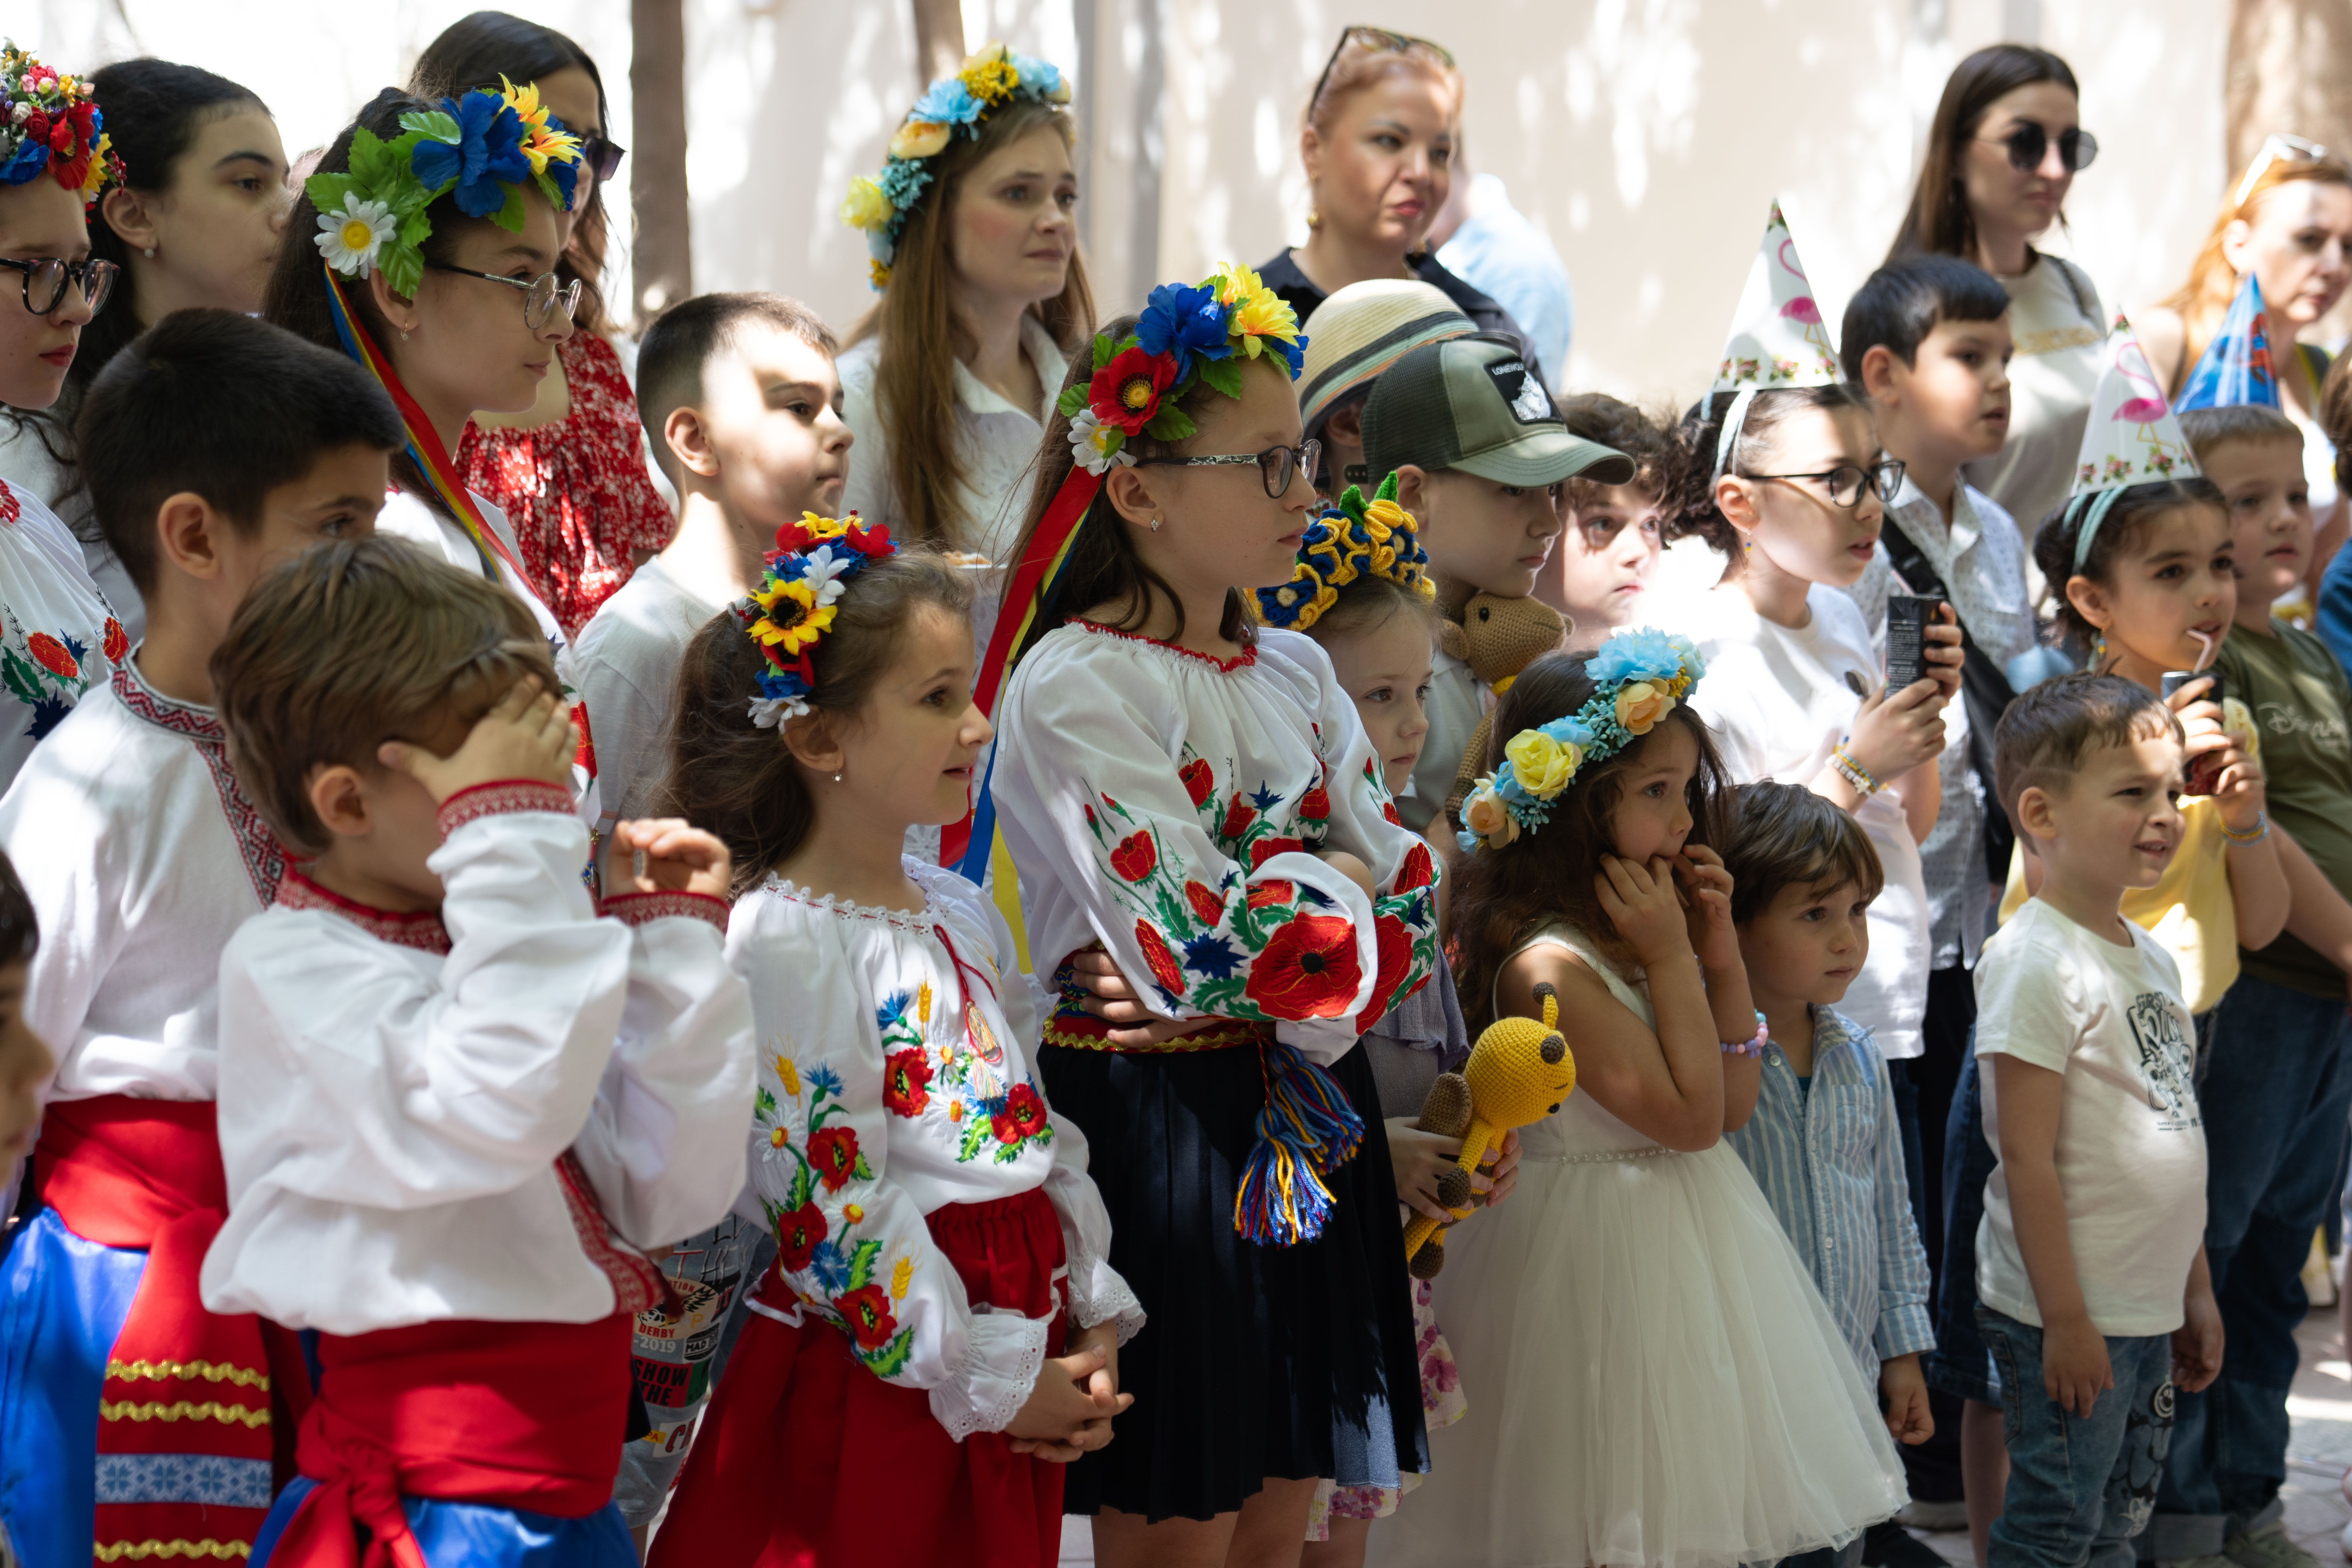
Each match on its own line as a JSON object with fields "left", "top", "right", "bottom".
{"left": 1999, "top": 794, "right": 2238, "bottom": 1015}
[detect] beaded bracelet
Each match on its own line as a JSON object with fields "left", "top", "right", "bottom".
{"left": 1722, "top": 1010, "right": 1766, "bottom": 1057}
{"left": 1829, "top": 741, "right": 1881, "bottom": 797}
{"left": 2220, "top": 810, "right": 2270, "bottom": 846}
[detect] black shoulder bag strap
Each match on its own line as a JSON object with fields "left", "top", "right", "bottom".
{"left": 1877, "top": 513, "right": 2020, "bottom": 883}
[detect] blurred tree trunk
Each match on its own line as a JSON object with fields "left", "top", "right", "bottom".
{"left": 630, "top": 0, "right": 690, "bottom": 327}
{"left": 912, "top": 0, "right": 962, "bottom": 87}
{"left": 2227, "top": 0, "right": 2352, "bottom": 180}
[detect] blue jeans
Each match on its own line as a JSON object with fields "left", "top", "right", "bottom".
{"left": 2153, "top": 974, "right": 2352, "bottom": 1555}
{"left": 1980, "top": 1306, "right": 2175, "bottom": 1568}
{"left": 1928, "top": 1050, "right": 2002, "bottom": 1405}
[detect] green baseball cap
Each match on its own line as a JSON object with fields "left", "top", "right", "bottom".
{"left": 1361, "top": 333, "right": 1634, "bottom": 488}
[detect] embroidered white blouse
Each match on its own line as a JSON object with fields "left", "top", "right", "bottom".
{"left": 731, "top": 858, "right": 1142, "bottom": 1441}
{"left": 0, "top": 476, "right": 121, "bottom": 796}
{"left": 200, "top": 787, "right": 754, "bottom": 1334}
{"left": 994, "top": 623, "right": 1442, "bottom": 1065}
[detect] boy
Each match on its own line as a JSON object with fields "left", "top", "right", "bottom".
{"left": 0, "top": 309, "right": 402, "bottom": 1568}
{"left": 199, "top": 536, "right": 752, "bottom": 1561}
{"left": 1358, "top": 331, "right": 1632, "bottom": 831}
{"left": 1549, "top": 393, "right": 1688, "bottom": 646}
{"left": 1722, "top": 781, "right": 1936, "bottom": 1500}
{"left": 1977, "top": 675, "right": 2225, "bottom": 1568}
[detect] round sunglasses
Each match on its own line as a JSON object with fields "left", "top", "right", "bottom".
{"left": 0, "top": 255, "right": 118, "bottom": 319}
{"left": 1975, "top": 120, "right": 2099, "bottom": 174}
{"left": 1137, "top": 439, "right": 1320, "bottom": 499}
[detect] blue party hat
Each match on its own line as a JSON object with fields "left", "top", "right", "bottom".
{"left": 2174, "top": 272, "right": 2279, "bottom": 411}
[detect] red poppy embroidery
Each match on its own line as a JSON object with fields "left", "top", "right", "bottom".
{"left": 1381, "top": 800, "right": 1403, "bottom": 826}
{"left": 0, "top": 479, "right": 18, "bottom": 525}
{"left": 25, "top": 633, "right": 76, "bottom": 680}
{"left": 1250, "top": 836, "right": 1304, "bottom": 870}
{"left": 808, "top": 1125, "right": 863, "bottom": 1192}
{"left": 1136, "top": 920, "right": 1183, "bottom": 993}
{"left": 1083, "top": 803, "right": 1098, "bottom": 830}
{"left": 835, "top": 1283, "right": 898, "bottom": 1350}
{"left": 1355, "top": 912, "right": 1417, "bottom": 1028}
{"left": 101, "top": 617, "right": 127, "bottom": 664}
{"left": 1298, "top": 786, "right": 1331, "bottom": 821}
{"left": 1110, "top": 831, "right": 1157, "bottom": 882}
{"left": 993, "top": 1083, "right": 1050, "bottom": 1146}
{"left": 1221, "top": 797, "right": 1254, "bottom": 840}
{"left": 776, "top": 1202, "right": 827, "bottom": 1271}
{"left": 1179, "top": 757, "right": 1215, "bottom": 808}
{"left": 1245, "top": 913, "right": 1364, "bottom": 1020}
{"left": 1247, "top": 880, "right": 1295, "bottom": 909}
{"left": 882, "top": 1049, "right": 931, "bottom": 1118}
{"left": 1396, "top": 841, "right": 1436, "bottom": 892}
{"left": 1185, "top": 880, "right": 1223, "bottom": 926}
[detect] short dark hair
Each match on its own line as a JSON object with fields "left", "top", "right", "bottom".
{"left": 0, "top": 851, "right": 39, "bottom": 971}
{"left": 76, "top": 310, "right": 403, "bottom": 595}
{"left": 2178, "top": 405, "right": 2303, "bottom": 465}
{"left": 635, "top": 292, "right": 838, "bottom": 485}
{"left": 1993, "top": 672, "right": 2182, "bottom": 825}
{"left": 1838, "top": 256, "right": 2012, "bottom": 383}
{"left": 2030, "top": 478, "right": 2227, "bottom": 643}
{"left": 1724, "top": 781, "right": 1886, "bottom": 926}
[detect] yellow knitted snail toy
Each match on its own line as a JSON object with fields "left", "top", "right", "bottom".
{"left": 1401, "top": 981, "right": 1576, "bottom": 1277}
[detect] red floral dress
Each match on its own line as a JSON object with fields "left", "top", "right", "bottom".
{"left": 457, "top": 330, "right": 674, "bottom": 635}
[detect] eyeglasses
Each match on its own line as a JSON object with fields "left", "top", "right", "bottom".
{"left": 1307, "top": 26, "right": 1456, "bottom": 114}
{"left": 425, "top": 264, "right": 582, "bottom": 330}
{"left": 580, "top": 135, "right": 626, "bottom": 183}
{"left": 1976, "top": 120, "right": 2099, "bottom": 175}
{"left": 2235, "top": 132, "right": 2331, "bottom": 206}
{"left": 1139, "top": 439, "right": 1321, "bottom": 499}
{"left": 1742, "top": 460, "right": 1906, "bottom": 509}
{"left": 0, "top": 255, "right": 118, "bottom": 319}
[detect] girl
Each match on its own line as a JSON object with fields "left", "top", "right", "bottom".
{"left": 647, "top": 519, "right": 1141, "bottom": 1568}
{"left": 412, "top": 13, "right": 672, "bottom": 636}
{"left": 1378, "top": 640, "right": 1907, "bottom": 1568}
{"left": 1548, "top": 393, "right": 1691, "bottom": 646}
{"left": 993, "top": 273, "right": 1441, "bottom": 1562}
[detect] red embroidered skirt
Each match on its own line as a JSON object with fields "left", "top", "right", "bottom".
{"left": 651, "top": 1187, "right": 1068, "bottom": 1568}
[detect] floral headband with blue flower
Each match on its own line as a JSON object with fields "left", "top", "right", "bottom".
{"left": 840, "top": 42, "right": 1071, "bottom": 292}
{"left": 1458, "top": 628, "right": 1705, "bottom": 853}
{"left": 0, "top": 43, "right": 124, "bottom": 207}
{"left": 307, "top": 79, "right": 584, "bottom": 297}
{"left": 1258, "top": 471, "right": 1434, "bottom": 631}
{"left": 736, "top": 512, "right": 898, "bottom": 729}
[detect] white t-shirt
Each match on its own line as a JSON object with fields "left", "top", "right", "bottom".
{"left": 1973, "top": 898, "right": 2206, "bottom": 1337}
{"left": 572, "top": 556, "right": 728, "bottom": 822}
{"left": 1662, "top": 581, "right": 1933, "bottom": 1060}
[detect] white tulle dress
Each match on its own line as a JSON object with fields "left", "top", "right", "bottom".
{"left": 1371, "top": 923, "right": 1906, "bottom": 1568}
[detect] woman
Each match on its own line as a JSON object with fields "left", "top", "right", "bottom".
{"left": 1888, "top": 43, "right": 2103, "bottom": 539}
{"left": 412, "top": 12, "right": 672, "bottom": 637}
{"left": 1257, "top": 27, "right": 1543, "bottom": 392}
{"left": 2137, "top": 138, "right": 2352, "bottom": 586}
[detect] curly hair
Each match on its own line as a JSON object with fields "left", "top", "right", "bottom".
{"left": 1557, "top": 394, "right": 1700, "bottom": 517}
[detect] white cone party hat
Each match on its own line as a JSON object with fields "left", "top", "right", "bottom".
{"left": 1708, "top": 201, "right": 1841, "bottom": 478}
{"left": 2062, "top": 313, "right": 2203, "bottom": 573}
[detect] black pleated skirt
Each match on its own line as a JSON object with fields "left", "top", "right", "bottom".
{"left": 1040, "top": 1037, "right": 1427, "bottom": 1523}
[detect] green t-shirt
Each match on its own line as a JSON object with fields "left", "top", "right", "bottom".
{"left": 2217, "top": 619, "right": 2352, "bottom": 997}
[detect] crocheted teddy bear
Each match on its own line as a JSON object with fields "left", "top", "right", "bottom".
{"left": 1440, "top": 593, "right": 1570, "bottom": 826}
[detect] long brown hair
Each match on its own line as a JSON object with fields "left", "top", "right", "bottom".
{"left": 1444, "top": 650, "right": 1732, "bottom": 1031}
{"left": 2161, "top": 152, "right": 2352, "bottom": 395}
{"left": 1887, "top": 43, "right": 2082, "bottom": 265}
{"left": 847, "top": 98, "right": 1093, "bottom": 551}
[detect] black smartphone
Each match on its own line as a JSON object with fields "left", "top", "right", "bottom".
{"left": 2161, "top": 669, "right": 2228, "bottom": 795}
{"left": 1884, "top": 594, "right": 1943, "bottom": 692}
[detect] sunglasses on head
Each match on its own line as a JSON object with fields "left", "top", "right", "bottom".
{"left": 1977, "top": 119, "right": 2099, "bottom": 174}
{"left": 1307, "top": 25, "right": 1457, "bottom": 113}
{"left": 2235, "top": 132, "right": 2331, "bottom": 206}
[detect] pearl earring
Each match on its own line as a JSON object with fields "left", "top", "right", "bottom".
{"left": 400, "top": 329, "right": 410, "bottom": 341}
{"left": 833, "top": 771, "right": 842, "bottom": 784}
{"left": 142, "top": 247, "right": 155, "bottom": 259}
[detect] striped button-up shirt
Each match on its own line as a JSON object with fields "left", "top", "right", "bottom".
{"left": 1727, "top": 1005, "right": 1934, "bottom": 1378}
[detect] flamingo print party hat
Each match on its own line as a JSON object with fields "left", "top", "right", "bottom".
{"left": 2174, "top": 272, "right": 2281, "bottom": 411}
{"left": 1706, "top": 200, "right": 1840, "bottom": 478}
{"left": 2069, "top": 313, "right": 2202, "bottom": 496}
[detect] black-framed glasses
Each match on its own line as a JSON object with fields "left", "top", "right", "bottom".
{"left": 1744, "top": 459, "right": 1905, "bottom": 509}
{"left": 580, "top": 135, "right": 626, "bottom": 183}
{"left": 1139, "top": 439, "right": 1321, "bottom": 499}
{"left": 425, "top": 264, "right": 582, "bottom": 330}
{"left": 1307, "top": 26, "right": 1456, "bottom": 112}
{"left": 1977, "top": 120, "right": 2099, "bottom": 174}
{"left": 0, "top": 255, "right": 117, "bottom": 319}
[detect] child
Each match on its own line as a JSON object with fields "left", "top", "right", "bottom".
{"left": 1547, "top": 393, "right": 1692, "bottom": 647}
{"left": 993, "top": 270, "right": 1441, "bottom": 1551}
{"left": 197, "top": 536, "right": 752, "bottom": 1564}
{"left": 1295, "top": 279, "right": 1472, "bottom": 496}
{"left": 1722, "top": 782, "right": 1936, "bottom": 1472}
{"left": 1974, "top": 673, "right": 2225, "bottom": 1568}
{"left": 1359, "top": 329, "right": 1633, "bottom": 830}
{"left": 0, "top": 309, "right": 401, "bottom": 1568}
{"left": 1382, "top": 640, "right": 1906, "bottom": 1568}
{"left": 647, "top": 519, "right": 1139, "bottom": 1567}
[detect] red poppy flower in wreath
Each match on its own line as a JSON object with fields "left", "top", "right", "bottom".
{"left": 1246, "top": 879, "right": 1295, "bottom": 910}
{"left": 1110, "top": 831, "right": 1157, "bottom": 883}
{"left": 1089, "top": 346, "right": 1181, "bottom": 435}
{"left": 101, "top": 618, "right": 128, "bottom": 664}
{"left": 775, "top": 1201, "right": 827, "bottom": 1272}
{"left": 882, "top": 1048, "right": 932, "bottom": 1118}
{"left": 1220, "top": 797, "right": 1255, "bottom": 841}
{"left": 1179, "top": 756, "right": 1216, "bottom": 808}
{"left": 25, "top": 633, "right": 76, "bottom": 680}
{"left": 1250, "top": 836, "right": 1304, "bottom": 870}
{"left": 808, "top": 1124, "right": 864, "bottom": 1191}
{"left": 992, "top": 1082, "right": 1050, "bottom": 1146}
{"left": 1354, "top": 913, "right": 1417, "bottom": 1027}
{"left": 835, "top": 1283, "right": 899, "bottom": 1350}
{"left": 47, "top": 102, "right": 98, "bottom": 194}
{"left": 1396, "top": 841, "right": 1436, "bottom": 893}
{"left": 1135, "top": 919, "right": 1184, "bottom": 993}
{"left": 1244, "top": 913, "right": 1364, "bottom": 1020}
{"left": 1297, "top": 786, "right": 1331, "bottom": 822}
{"left": 1185, "top": 879, "right": 1223, "bottom": 926}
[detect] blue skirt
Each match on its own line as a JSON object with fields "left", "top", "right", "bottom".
{"left": 253, "top": 1478, "right": 637, "bottom": 1566}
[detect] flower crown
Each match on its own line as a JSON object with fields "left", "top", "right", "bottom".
{"left": 1457, "top": 628, "right": 1705, "bottom": 853}
{"left": 0, "top": 43, "right": 124, "bottom": 207}
{"left": 1061, "top": 264, "right": 1308, "bottom": 477}
{"left": 734, "top": 512, "right": 898, "bottom": 729}
{"left": 306, "top": 79, "right": 583, "bottom": 298}
{"left": 841, "top": 42, "right": 1070, "bottom": 292}
{"left": 1257, "top": 472, "right": 1435, "bottom": 631}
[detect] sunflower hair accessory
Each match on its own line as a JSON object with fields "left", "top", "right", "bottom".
{"left": 1257, "top": 471, "right": 1434, "bottom": 631}
{"left": 306, "top": 79, "right": 584, "bottom": 298}
{"left": 734, "top": 512, "right": 898, "bottom": 729}
{"left": 1457, "top": 627, "right": 1704, "bottom": 853}
{"left": 0, "top": 43, "right": 124, "bottom": 207}
{"left": 841, "top": 42, "right": 1071, "bottom": 291}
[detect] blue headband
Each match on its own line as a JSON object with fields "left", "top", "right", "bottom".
{"left": 2068, "top": 487, "right": 2126, "bottom": 575}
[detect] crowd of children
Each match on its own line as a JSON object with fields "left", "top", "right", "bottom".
{"left": 12, "top": 21, "right": 2352, "bottom": 1568}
